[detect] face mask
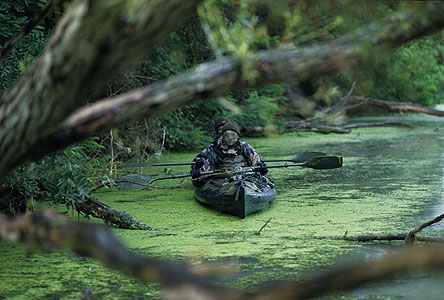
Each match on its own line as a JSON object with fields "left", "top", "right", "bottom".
{"left": 221, "top": 130, "right": 238, "bottom": 146}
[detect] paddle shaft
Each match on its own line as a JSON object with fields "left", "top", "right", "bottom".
{"left": 147, "top": 156, "right": 342, "bottom": 184}
{"left": 122, "top": 151, "right": 328, "bottom": 168}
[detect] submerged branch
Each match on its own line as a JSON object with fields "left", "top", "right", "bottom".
{"left": 406, "top": 213, "right": 444, "bottom": 244}
{"left": 76, "top": 196, "right": 152, "bottom": 230}
{"left": 342, "top": 214, "right": 444, "bottom": 245}
{"left": 342, "top": 233, "right": 444, "bottom": 244}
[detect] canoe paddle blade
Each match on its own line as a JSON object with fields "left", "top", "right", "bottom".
{"left": 304, "top": 156, "right": 343, "bottom": 169}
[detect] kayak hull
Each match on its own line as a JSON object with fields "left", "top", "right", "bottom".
{"left": 195, "top": 175, "right": 276, "bottom": 218}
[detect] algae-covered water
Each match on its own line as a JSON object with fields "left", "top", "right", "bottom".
{"left": 1, "top": 114, "right": 443, "bottom": 299}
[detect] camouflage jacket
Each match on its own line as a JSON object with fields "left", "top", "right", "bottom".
{"left": 191, "top": 139, "right": 262, "bottom": 184}
{"left": 192, "top": 139, "right": 268, "bottom": 187}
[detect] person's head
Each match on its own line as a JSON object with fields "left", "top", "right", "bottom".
{"left": 214, "top": 117, "right": 230, "bottom": 136}
{"left": 220, "top": 122, "right": 240, "bottom": 147}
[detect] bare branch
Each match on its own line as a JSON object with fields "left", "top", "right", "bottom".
{"left": 406, "top": 213, "right": 444, "bottom": 244}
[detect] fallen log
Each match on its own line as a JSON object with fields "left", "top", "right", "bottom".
{"left": 342, "top": 233, "right": 444, "bottom": 244}
{"left": 285, "top": 120, "right": 350, "bottom": 134}
{"left": 343, "top": 120, "right": 413, "bottom": 129}
{"left": 342, "top": 213, "right": 444, "bottom": 245}
{"left": 75, "top": 196, "right": 152, "bottom": 230}
{"left": 331, "top": 95, "right": 444, "bottom": 117}
{"left": 244, "top": 119, "right": 412, "bottom": 136}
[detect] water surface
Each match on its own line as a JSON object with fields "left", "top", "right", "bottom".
{"left": 0, "top": 114, "right": 443, "bottom": 299}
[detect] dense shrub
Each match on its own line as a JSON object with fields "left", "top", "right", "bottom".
{"left": 0, "top": 138, "right": 110, "bottom": 213}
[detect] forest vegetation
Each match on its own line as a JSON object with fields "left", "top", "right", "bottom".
{"left": 1, "top": 0, "right": 444, "bottom": 299}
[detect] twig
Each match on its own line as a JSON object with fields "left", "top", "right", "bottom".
{"left": 109, "top": 129, "right": 114, "bottom": 176}
{"left": 345, "top": 81, "right": 356, "bottom": 98}
{"left": 256, "top": 217, "right": 272, "bottom": 235}
{"left": 406, "top": 213, "right": 444, "bottom": 244}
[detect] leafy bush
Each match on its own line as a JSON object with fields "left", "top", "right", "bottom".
{"left": 0, "top": 138, "right": 109, "bottom": 211}
{"left": 372, "top": 33, "right": 444, "bottom": 106}
{"left": 0, "top": 0, "right": 53, "bottom": 92}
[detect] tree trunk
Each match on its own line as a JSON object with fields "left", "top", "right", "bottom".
{"left": 0, "top": 0, "right": 202, "bottom": 178}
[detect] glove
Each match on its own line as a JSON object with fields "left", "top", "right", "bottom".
{"left": 257, "top": 161, "right": 268, "bottom": 175}
{"left": 194, "top": 157, "right": 205, "bottom": 168}
{"left": 190, "top": 169, "right": 202, "bottom": 178}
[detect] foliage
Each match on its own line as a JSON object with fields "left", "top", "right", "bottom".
{"left": 0, "top": 0, "right": 55, "bottom": 92}
{"left": 372, "top": 33, "right": 444, "bottom": 106}
{"left": 0, "top": 138, "right": 109, "bottom": 210}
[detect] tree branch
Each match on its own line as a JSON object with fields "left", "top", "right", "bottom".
{"left": 0, "top": 0, "right": 203, "bottom": 178}
{"left": 14, "top": 2, "right": 444, "bottom": 165}
{"left": 406, "top": 213, "right": 444, "bottom": 244}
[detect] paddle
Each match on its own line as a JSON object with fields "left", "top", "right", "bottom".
{"left": 263, "top": 151, "right": 327, "bottom": 163}
{"left": 261, "top": 155, "right": 343, "bottom": 170}
{"left": 123, "top": 155, "right": 342, "bottom": 186}
{"left": 121, "top": 151, "right": 327, "bottom": 168}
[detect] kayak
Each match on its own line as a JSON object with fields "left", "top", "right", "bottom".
{"left": 194, "top": 173, "right": 276, "bottom": 218}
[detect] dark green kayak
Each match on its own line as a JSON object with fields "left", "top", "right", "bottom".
{"left": 195, "top": 173, "right": 276, "bottom": 218}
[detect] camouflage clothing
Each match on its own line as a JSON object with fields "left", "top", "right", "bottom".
{"left": 191, "top": 137, "right": 264, "bottom": 187}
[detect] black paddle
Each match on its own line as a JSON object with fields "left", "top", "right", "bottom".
{"left": 261, "top": 155, "right": 343, "bottom": 170}
{"left": 263, "top": 151, "right": 327, "bottom": 163}
{"left": 119, "top": 155, "right": 343, "bottom": 187}
{"left": 121, "top": 151, "right": 327, "bottom": 168}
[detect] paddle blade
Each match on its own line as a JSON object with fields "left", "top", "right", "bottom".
{"left": 264, "top": 151, "right": 327, "bottom": 163}
{"left": 290, "top": 151, "right": 327, "bottom": 163}
{"left": 304, "top": 156, "right": 343, "bottom": 169}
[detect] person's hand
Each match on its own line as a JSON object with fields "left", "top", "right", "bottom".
{"left": 190, "top": 169, "right": 202, "bottom": 178}
{"left": 194, "top": 157, "right": 205, "bottom": 168}
{"left": 257, "top": 161, "right": 268, "bottom": 175}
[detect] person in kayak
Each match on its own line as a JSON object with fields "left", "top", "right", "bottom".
{"left": 190, "top": 121, "right": 268, "bottom": 187}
